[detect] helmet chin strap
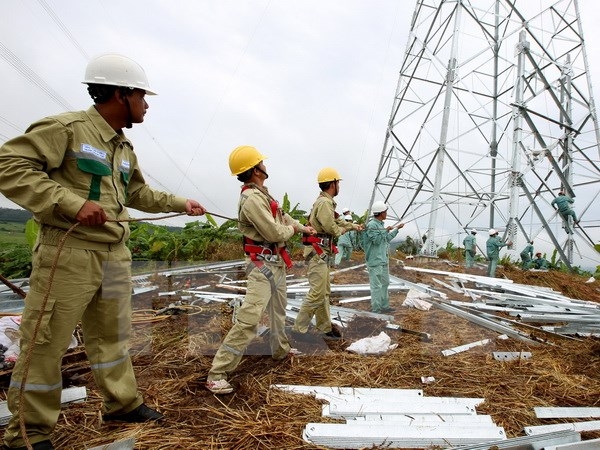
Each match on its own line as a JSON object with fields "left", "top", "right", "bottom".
{"left": 120, "top": 88, "right": 133, "bottom": 129}
{"left": 255, "top": 166, "right": 269, "bottom": 179}
{"left": 124, "top": 96, "right": 133, "bottom": 129}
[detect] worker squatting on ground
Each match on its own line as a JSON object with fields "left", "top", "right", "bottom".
{"left": 334, "top": 214, "right": 358, "bottom": 266}
{"left": 520, "top": 241, "right": 534, "bottom": 269}
{"left": 486, "top": 229, "right": 512, "bottom": 278}
{"left": 363, "top": 201, "right": 404, "bottom": 313}
{"left": 205, "top": 146, "right": 316, "bottom": 395}
{"left": 462, "top": 229, "right": 477, "bottom": 269}
{"left": 291, "top": 168, "right": 363, "bottom": 340}
{"left": 0, "top": 54, "right": 206, "bottom": 450}
{"left": 531, "top": 252, "right": 550, "bottom": 270}
{"left": 551, "top": 189, "right": 579, "bottom": 234}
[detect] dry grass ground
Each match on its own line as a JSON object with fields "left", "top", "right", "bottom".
{"left": 1, "top": 257, "right": 599, "bottom": 449}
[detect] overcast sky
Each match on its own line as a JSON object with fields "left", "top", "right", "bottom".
{"left": 2, "top": 1, "right": 600, "bottom": 258}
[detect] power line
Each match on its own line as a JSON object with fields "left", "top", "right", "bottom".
{"left": 0, "top": 115, "right": 22, "bottom": 134}
{"left": 0, "top": 42, "right": 73, "bottom": 110}
{"left": 36, "top": 0, "right": 89, "bottom": 60}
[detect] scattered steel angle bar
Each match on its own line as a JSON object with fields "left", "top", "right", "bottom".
{"left": 214, "top": 283, "right": 246, "bottom": 293}
{"left": 329, "top": 263, "right": 366, "bottom": 274}
{"left": 447, "top": 303, "right": 580, "bottom": 342}
{"left": 508, "top": 306, "right": 599, "bottom": 316}
{"left": 491, "top": 283, "right": 591, "bottom": 304}
{"left": 547, "top": 326, "right": 600, "bottom": 336}
{"left": 270, "top": 384, "right": 423, "bottom": 398}
{"left": 286, "top": 299, "right": 394, "bottom": 322}
{"left": 349, "top": 414, "right": 495, "bottom": 424}
{"left": 517, "top": 313, "right": 600, "bottom": 324}
{"left": 286, "top": 283, "right": 408, "bottom": 295}
{"left": 448, "top": 430, "right": 582, "bottom": 449}
{"left": 402, "top": 265, "right": 515, "bottom": 285}
{"left": 190, "top": 293, "right": 239, "bottom": 305}
{"left": 87, "top": 438, "right": 135, "bottom": 450}
{"left": 132, "top": 286, "right": 158, "bottom": 297}
{"left": 428, "top": 299, "right": 541, "bottom": 345}
{"left": 432, "top": 277, "right": 465, "bottom": 293}
{"left": 442, "top": 339, "right": 492, "bottom": 356}
{"left": 493, "top": 351, "right": 532, "bottom": 361}
{"left": 286, "top": 264, "right": 365, "bottom": 289}
{"left": 524, "top": 420, "right": 600, "bottom": 436}
{"left": 449, "top": 300, "right": 522, "bottom": 313}
{"left": 324, "top": 399, "right": 481, "bottom": 418}
{"left": 133, "top": 260, "right": 245, "bottom": 279}
{"left": 302, "top": 422, "right": 506, "bottom": 449}
{"left": 338, "top": 295, "right": 371, "bottom": 304}
{"left": 457, "top": 280, "right": 481, "bottom": 302}
{"left": 0, "top": 386, "right": 87, "bottom": 426}
{"left": 483, "top": 293, "right": 600, "bottom": 312}
{"left": 535, "top": 407, "right": 600, "bottom": 419}
{"left": 547, "top": 437, "right": 600, "bottom": 449}
{"left": 389, "top": 274, "right": 447, "bottom": 299}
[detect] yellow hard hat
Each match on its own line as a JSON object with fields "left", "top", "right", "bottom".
{"left": 317, "top": 167, "right": 342, "bottom": 183}
{"left": 228, "top": 145, "right": 267, "bottom": 175}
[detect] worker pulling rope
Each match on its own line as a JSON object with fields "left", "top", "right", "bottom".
{"left": 16, "top": 211, "right": 201, "bottom": 449}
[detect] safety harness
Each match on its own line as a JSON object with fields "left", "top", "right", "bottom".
{"left": 302, "top": 208, "right": 339, "bottom": 262}
{"left": 240, "top": 185, "right": 293, "bottom": 270}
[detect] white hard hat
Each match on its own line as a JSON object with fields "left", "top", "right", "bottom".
{"left": 83, "top": 53, "right": 157, "bottom": 95}
{"left": 344, "top": 214, "right": 352, "bottom": 221}
{"left": 371, "top": 200, "right": 388, "bottom": 215}
{"left": 470, "top": 229, "right": 477, "bottom": 234}
{"left": 342, "top": 206, "right": 351, "bottom": 214}
{"left": 488, "top": 228, "right": 497, "bottom": 236}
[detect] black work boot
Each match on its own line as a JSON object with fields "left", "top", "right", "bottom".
{"left": 323, "top": 323, "right": 342, "bottom": 340}
{"left": 103, "top": 403, "right": 164, "bottom": 423}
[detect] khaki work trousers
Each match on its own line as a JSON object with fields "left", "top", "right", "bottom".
{"left": 292, "top": 251, "right": 332, "bottom": 334}
{"left": 207, "top": 258, "right": 291, "bottom": 382}
{"left": 4, "top": 239, "right": 141, "bottom": 448}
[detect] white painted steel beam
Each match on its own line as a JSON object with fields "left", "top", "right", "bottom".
{"left": 324, "top": 398, "right": 482, "bottom": 418}
{"left": 547, "top": 437, "right": 600, "bottom": 449}
{"left": 303, "top": 422, "right": 506, "bottom": 449}
{"left": 535, "top": 407, "right": 600, "bottom": 419}
{"left": 525, "top": 420, "right": 600, "bottom": 435}
{"left": 448, "top": 430, "right": 582, "bottom": 449}
{"left": 0, "top": 386, "right": 86, "bottom": 426}
{"left": 271, "top": 384, "right": 423, "bottom": 398}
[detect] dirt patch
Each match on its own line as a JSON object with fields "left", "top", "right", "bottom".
{"left": 2, "top": 259, "right": 599, "bottom": 449}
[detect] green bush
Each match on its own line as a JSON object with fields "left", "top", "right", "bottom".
{"left": 0, "top": 243, "right": 32, "bottom": 278}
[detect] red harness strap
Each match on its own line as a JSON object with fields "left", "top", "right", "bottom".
{"left": 240, "top": 185, "right": 293, "bottom": 269}
{"left": 302, "top": 234, "right": 338, "bottom": 259}
{"left": 243, "top": 238, "right": 293, "bottom": 269}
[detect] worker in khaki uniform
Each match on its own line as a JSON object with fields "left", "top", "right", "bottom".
{"left": 206, "top": 146, "right": 315, "bottom": 395}
{"left": 292, "top": 168, "right": 363, "bottom": 340}
{"left": 0, "top": 54, "right": 206, "bottom": 450}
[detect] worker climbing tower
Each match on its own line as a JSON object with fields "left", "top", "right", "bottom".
{"left": 370, "top": 0, "right": 600, "bottom": 268}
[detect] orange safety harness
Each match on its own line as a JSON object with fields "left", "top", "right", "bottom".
{"left": 240, "top": 185, "right": 293, "bottom": 269}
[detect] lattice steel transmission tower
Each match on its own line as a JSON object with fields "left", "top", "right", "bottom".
{"left": 370, "top": 0, "right": 600, "bottom": 268}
